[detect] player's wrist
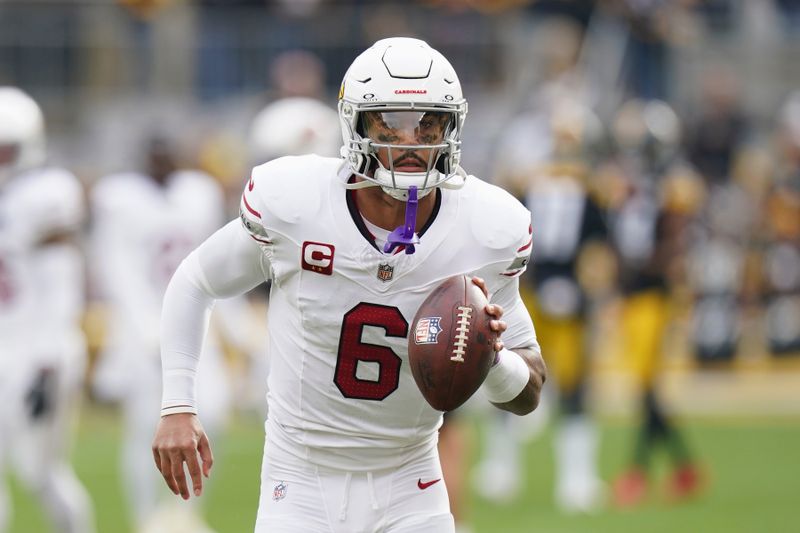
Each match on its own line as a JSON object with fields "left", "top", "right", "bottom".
{"left": 482, "top": 347, "right": 529, "bottom": 404}
{"left": 161, "top": 368, "right": 197, "bottom": 416}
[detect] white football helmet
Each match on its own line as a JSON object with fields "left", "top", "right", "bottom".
{"left": 338, "top": 37, "right": 468, "bottom": 201}
{"left": 0, "top": 87, "right": 46, "bottom": 184}
{"left": 249, "top": 97, "right": 341, "bottom": 163}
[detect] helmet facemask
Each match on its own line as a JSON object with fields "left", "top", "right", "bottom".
{"left": 341, "top": 103, "right": 466, "bottom": 201}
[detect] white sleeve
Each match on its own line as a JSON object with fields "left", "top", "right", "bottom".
{"left": 160, "top": 219, "right": 269, "bottom": 415}
{"left": 489, "top": 276, "right": 540, "bottom": 355}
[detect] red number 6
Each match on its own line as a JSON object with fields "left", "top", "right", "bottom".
{"left": 334, "top": 303, "right": 408, "bottom": 400}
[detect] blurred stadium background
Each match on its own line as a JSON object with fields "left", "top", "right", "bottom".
{"left": 3, "top": 0, "right": 800, "bottom": 532}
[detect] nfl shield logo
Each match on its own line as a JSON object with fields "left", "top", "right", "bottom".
{"left": 272, "top": 481, "right": 287, "bottom": 501}
{"left": 377, "top": 263, "right": 394, "bottom": 282}
{"left": 415, "top": 317, "right": 443, "bottom": 345}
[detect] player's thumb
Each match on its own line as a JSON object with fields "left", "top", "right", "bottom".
{"left": 198, "top": 432, "right": 214, "bottom": 478}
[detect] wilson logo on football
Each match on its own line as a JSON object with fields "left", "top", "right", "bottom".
{"left": 394, "top": 89, "right": 427, "bottom": 94}
{"left": 415, "top": 317, "right": 442, "bottom": 345}
{"left": 301, "top": 241, "right": 335, "bottom": 276}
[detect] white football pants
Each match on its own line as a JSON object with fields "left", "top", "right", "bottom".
{"left": 255, "top": 433, "right": 454, "bottom": 533}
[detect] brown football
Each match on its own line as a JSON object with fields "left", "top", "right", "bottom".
{"left": 408, "top": 275, "right": 496, "bottom": 411}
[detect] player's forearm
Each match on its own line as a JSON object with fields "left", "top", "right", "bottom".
{"left": 160, "top": 254, "right": 216, "bottom": 416}
{"left": 160, "top": 219, "right": 269, "bottom": 416}
{"left": 489, "top": 347, "right": 546, "bottom": 416}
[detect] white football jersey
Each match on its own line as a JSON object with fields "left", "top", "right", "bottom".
{"left": 240, "top": 155, "right": 535, "bottom": 471}
{"left": 0, "top": 167, "right": 84, "bottom": 371}
{"left": 91, "top": 170, "right": 225, "bottom": 360}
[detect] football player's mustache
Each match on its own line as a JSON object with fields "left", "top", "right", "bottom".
{"left": 392, "top": 153, "right": 427, "bottom": 167}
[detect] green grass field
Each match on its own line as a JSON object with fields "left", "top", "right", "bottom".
{"left": 7, "top": 406, "right": 800, "bottom": 533}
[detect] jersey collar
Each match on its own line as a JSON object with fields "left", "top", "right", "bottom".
{"left": 345, "top": 176, "right": 442, "bottom": 255}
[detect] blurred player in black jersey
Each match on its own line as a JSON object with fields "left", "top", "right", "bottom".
{"left": 478, "top": 96, "right": 611, "bottom": 512}
{"left": 608, "top": 99, "right": 705, "bottom": 506}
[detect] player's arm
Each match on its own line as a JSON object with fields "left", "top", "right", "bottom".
{"left": 152, "top": 218, "right": 269, "bottom": 500}
{"left": 474, "top": 276, "right": 546, "bottom": 416}
{"left": 487, "top": 345, "right": 546, "bottom": 416}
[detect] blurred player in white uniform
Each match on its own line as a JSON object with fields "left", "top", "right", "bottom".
{"left": 152, "top": 38, "right": 547, "bottom": 533}
{"left": 90, "top": 137, "right": 231, "bottom": 532}
{"left": 0, "top": 87, "right": 94, "bottom": 533}
{"left": 249, "top": 96, "right": 341, "bottom": 162}
{"left": 476, "top": 97, "right": 609, "bottom": 513}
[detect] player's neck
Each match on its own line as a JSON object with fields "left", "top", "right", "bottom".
{"left": 355, "top": 185, "right": 437, "bottom": 232}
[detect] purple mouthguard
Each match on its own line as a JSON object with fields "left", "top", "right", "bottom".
{"left": 384, "top": 185, "right": 420, "bottom": 255}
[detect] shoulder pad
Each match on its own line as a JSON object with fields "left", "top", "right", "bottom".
{"left": 15, "top": 167, "right": 85, "bottom": 237}
{"left": 242, "top": 155, "right": 341, "bottom": 224}
{"left": 239, "top": 155, "right": 341, "bottom": 244}
{"left": 467, "top": 178, "right": 531, "bottom": 250}
{"left": 464, "top": 177, "right": 532, "bottom": 278}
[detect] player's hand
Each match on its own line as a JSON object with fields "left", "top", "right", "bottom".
{"left": 471, "top": 276, "right": 507, "bottom": 352}
{"left": 152, "top": 413, "right": 213, "bottom": 500}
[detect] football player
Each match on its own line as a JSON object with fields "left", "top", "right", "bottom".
{"left": 249, "top": 96, "right": 341, "bottom": 163}
{"left": 90, "top": 136, "right": 232, "bottom": 532}
{"left": 0, "top": 87, "right": 95, "bottom": 533}
{"left": 608, "top": 99, "right": 704, "bottom": 506}
{"left": 476, "top": 96, "right": 610, "bottom": 513}
{"left": 152, "top": 38, "right": 546, "bottom": 533}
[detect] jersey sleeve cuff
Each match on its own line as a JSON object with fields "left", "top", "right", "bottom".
{"left": 160, "top": 404, "right": 198, "bottom": 417}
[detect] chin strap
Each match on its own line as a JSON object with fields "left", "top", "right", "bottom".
{"left": 384, "top": 185, "right": 420, "bottom": 255}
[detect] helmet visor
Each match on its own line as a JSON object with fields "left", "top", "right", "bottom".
{"left": 362, "top": 111, "right": 453, "bottom": 174}
{"left": 362, "top": 111, "right": 452, "bottom": 146}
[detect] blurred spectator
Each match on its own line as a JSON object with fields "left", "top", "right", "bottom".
{"left": 760, "top": 92, "right": 800, "bottom": 356}
{"left": 0, "top": 87, "right": 95, "bottom": 533}
{"left": 118, "top": 0, "right": 173, "bottom": 21}
{"left": 775, "top": 0, "right": 800, "bottom": 31}
{"left": 687, "top": 180, "right": 749, "bottom": 364}
{"left": 612, "top": 0, "right": 702, "bottom": 100}
{"left": 686, "top": 65, "right": 750, "bottom": 185}
{"left": 269, "top": 50, "right": 329, "bottom": 100}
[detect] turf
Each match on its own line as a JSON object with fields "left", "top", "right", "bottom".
{"left": 6, "top": 408, "right": 799, "bottom": 533}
